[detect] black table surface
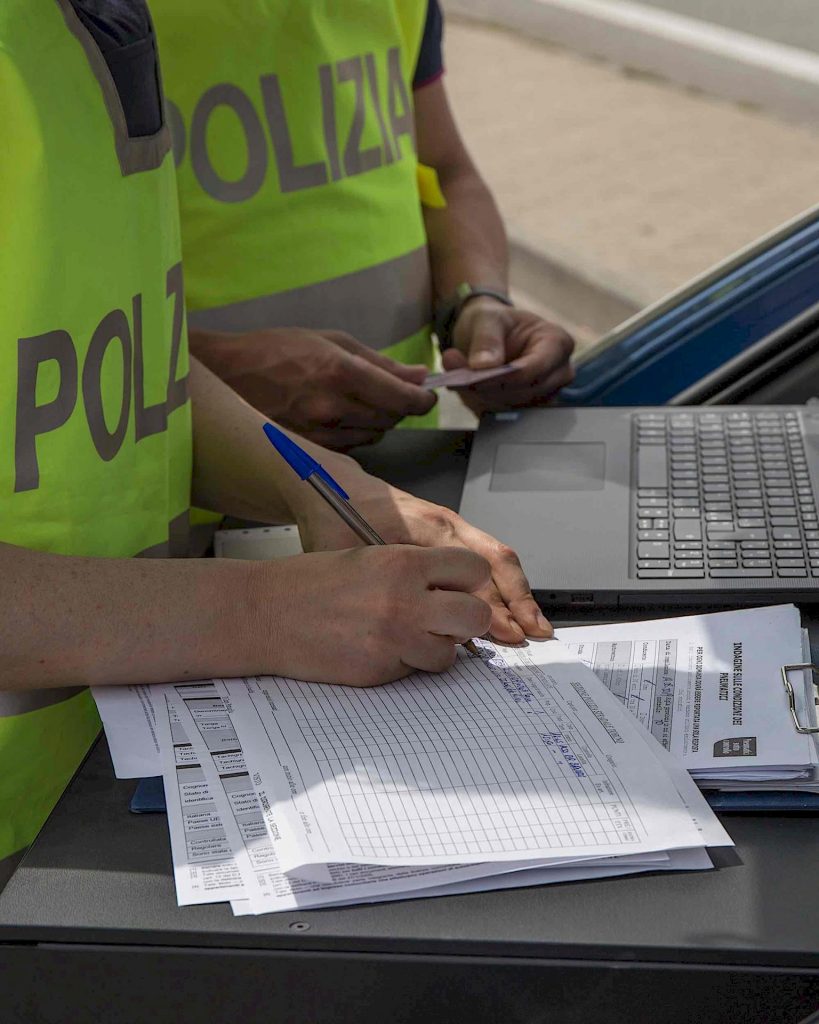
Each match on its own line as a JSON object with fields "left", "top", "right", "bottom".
{"left": 1, "top": 430, "right": 818, "bottom": 970}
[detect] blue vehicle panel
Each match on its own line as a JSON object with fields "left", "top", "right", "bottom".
{"left": 562, "top": 214, "right": 819, "bottom": 405}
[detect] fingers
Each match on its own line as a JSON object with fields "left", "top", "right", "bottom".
{"left": 417, "top": 545, "right": 491, "bottom": 593}
{"left": 458, "top": 335, "right": 575, "bottom": 412}
{"left": 475, "top": 580, "right": 526, "bottom": 644}
{"left": 464, "top": 361, "right": 576, "bottom": 412}
{"left": 421, "top": 589, "right": 493, "bottom": 641}
{"left": 465, "top": 317, "right": 506, "bottom": 370}
{"left": 441, "top": 348, "right": 468, "bottom": 372}
{"left": 321, "top": 330, "right": 431, "bottom": 386}
{"left": 507, "top": 328, "right": 575, "bottom": 381}
{"left": 401, "top": 633, "right": 459, "bottom": 676}
{"left": 339, "top": 355, "right": 437, "bottom": 419}
{"left": 484, "top": 329, "right": 573, "bottom": 390}
{"left": 391, "top": 363, "right": 430, "bottom": 386}
{"left": 452, "top": 522, "right": 553, "bottom": 640}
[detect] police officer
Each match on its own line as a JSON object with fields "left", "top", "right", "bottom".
{"left": 151, "top": 0, "right": 576, "bottom": 450}
{"left": 0, "top": 0, "right": 551, "bottom": 887}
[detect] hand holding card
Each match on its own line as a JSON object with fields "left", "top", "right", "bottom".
{"left": 423, "top": 365, "right": 516, "bottom": 391}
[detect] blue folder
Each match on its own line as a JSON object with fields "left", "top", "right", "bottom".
{"left": 129, "top": 776, "right": 819, "bottom": 816}
{"left": 704, "top": 791, "right": 819, "bottom": 813}
{"left": 130, "top": 776, "right": 165, "bottom": 813}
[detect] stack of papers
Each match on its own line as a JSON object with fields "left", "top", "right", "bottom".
{"left": 95, "top": 639, "right": 731, "bottom": 915}
{"left": 559, "top": 605, "right": 819, "bottom": 792}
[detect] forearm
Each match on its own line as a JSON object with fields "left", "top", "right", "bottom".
{"left": 424, "top": 168, "right": 508, "bottom": 300}
{"left": 416, "top": 81, "right": 508, "bottom": 300}
{"left": 190, "top": 356, "right": 300, "bottom": 522}
{"left": 0, "top": 542, "right": 260, "bottom": 690}
{"left": 190, "top": 356, "right": 378, "bottom": 529}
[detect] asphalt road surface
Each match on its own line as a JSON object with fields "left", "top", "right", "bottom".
{"left": 609, "top": 0, "right": 819, "bottom": 54}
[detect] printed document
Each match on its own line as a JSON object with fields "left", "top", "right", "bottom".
{"left": 162, "top": 667, "right": 720, "bottom": 914}
{"left": 166, "top": 685, "right": 542, "bottom": 912}
{"left": 155, "top": 683, "right": 248, "bottom": 906}
{"left": 93, "top": 683, "right": 160, "bottom": 778}
{"left": 220, "top": 640, "right": 723, "bottom": 874}
{"left": 557, "top": 605, "right": 818, "bottom": 783}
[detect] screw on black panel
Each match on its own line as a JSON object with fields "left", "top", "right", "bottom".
{"left": 289, "top": 921, "right": 310, "bottom": 931}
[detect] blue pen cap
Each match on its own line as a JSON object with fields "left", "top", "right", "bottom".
{"left": 262, "top": 423, "right": 349, "bottom": 499}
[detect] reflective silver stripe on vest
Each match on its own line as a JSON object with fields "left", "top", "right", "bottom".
{"left": 187, "top": 246, "right": 432, "bottom": 350}
{"left": 0, "top": 687, "right": 84, "bottom": 718}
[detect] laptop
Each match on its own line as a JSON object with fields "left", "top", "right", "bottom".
{"left": 458, "top": 405, "right": 819, "bottom": 609}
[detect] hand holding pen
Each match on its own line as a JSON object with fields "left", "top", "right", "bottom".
{"left": 262, "top": 423, "right": 486, "bottom": 656}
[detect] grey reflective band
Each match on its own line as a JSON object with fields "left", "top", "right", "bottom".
{"left": 0, "top": 687, "right": 84, "bottom": 718}
{"left": 187, "top": 246, "right": 432, "bottom": 351}
{"left": 166, "top": 98, "right": 187, "bottom": 169}
{"left": 55, "top": 0, "right": 172, "bottom": 177}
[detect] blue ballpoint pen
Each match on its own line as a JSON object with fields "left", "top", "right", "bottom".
{"left": 262, "top": 422, "right": 480, "bottom": 654}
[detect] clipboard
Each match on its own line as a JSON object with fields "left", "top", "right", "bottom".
{"left": 708, "top": 662, "right": 819, "bottom": 812}
{"left": 781, "top": 662, "right": 819, "bottom": 735}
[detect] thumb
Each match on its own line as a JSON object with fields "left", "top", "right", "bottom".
{"left": 462, "top": 312, "right": 506, "bottom": 369}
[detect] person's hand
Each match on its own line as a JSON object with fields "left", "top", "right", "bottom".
{"left": 190, "top": 326, "right": 436, "bottom": 450}
{"left": 254, "top": 545, "right": 493, "bottom": 685}
{"left": 442, "top": 297, "right": 575, "bottom": 415}
{"left": 295, "top": 464, "right": 553, "bottom": 645}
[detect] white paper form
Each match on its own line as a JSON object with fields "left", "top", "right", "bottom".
{"left": 170, "top": 683, "right": 655, "bottom": 915}
{"left": 226, "top": 641, "right": 715, "bottom": 873}
{"left": 557, "top": 605, "right": 817, "bottom": 776}
{"left": 92, "top": 684, "right": 161, "bottom": 778}
{"left": 503, "top": 642, "right": 732, "bottom": 852}
{"left": 228, "top": 849, "right": 712, "bottom": 915}
{"left": 155, "top": 684, "right": 250, "bottom": 906}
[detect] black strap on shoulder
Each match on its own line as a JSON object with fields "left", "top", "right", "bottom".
{"left": 69, "top": 0, "right": 162, "bottom": 138}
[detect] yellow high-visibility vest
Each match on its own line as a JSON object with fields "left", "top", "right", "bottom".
{"left": 0, "top": 0, "right": 192, "bottom": 860}
{"left": 153, "top": 0, "right": 437, "bottom": 426}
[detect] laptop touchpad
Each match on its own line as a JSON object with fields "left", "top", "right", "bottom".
{"left": 490, "top": 442, "right": 606, "bottom": 492}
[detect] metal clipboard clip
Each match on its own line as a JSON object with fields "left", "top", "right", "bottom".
{"left": 780, "top": 664, "right": 819, "bottom": 734}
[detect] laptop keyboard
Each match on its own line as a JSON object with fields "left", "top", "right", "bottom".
{"left": 632, "top": 410, "right": 819, "bottom": 579}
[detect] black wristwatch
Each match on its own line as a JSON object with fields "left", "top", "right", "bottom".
{"left": 433, "top": 283, "right": 513, "bottom": 350}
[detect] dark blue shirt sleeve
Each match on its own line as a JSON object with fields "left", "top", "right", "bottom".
{"left": 413, "top": 0, "right": 444, "bottom": 89}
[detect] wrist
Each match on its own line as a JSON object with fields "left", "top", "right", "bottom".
{"left": 290, "top": 450, "right": 376, "bottom": 543}
{"left": 455, "top": 293, "right": 510, "bottom": 323}
{"left": 434, "top": 283, "right": 512, "bottom": 350}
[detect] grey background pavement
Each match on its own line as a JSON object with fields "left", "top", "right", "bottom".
{"left": 615, "top": 0, "right": 819, "bottom": 53}
{"left": 443, "top": 14, "right": 819, "bottom": 330}
{"left": 436, "top": 7, "right": 819, "bottom": 426}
